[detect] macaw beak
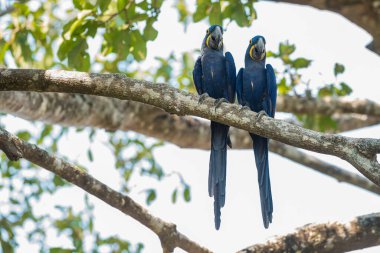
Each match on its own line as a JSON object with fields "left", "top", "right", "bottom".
{"left": 206, "top": 27, "right": 223, "bottom": 50}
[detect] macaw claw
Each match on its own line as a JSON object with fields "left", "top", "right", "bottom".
{"left": 198, "top": 93, "right": 210, "bottom": 104}
{"left": 214, "top": 98, "right": 229, "bottom": 111}
{"left": 256, "top": 110, "right": 268, "bottom": 121}
{"left": 239, "top": 105, "right": 251, "bottom": 112}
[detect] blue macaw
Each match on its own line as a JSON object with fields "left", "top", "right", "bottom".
{"left": 236, "top": 35, "right": 277, "bottom": 228}
{"left": 192, "top": 25, "right": 236, "bottom": 230}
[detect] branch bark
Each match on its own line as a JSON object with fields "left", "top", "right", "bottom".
{"left": 1, "top": 91, "right": 379, "bottom": 195}
{"left": 237, "top": 212, "right": 380, "bottom": 253}
{"left": 0, "top": 127, "right": 212, "bottom": 253}
{"left": 275, "top": 0, "right": 380, "bottom": 55}
{"left": 1, "top": 91, "right": 379, "bottom": 136}
{"left": 0, "top": 68, "right": 379, "bottom": 187}
{"left": 278, "top": 95, "right": 380, "bottom": 117}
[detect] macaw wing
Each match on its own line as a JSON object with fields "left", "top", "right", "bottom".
{"left": 193, "top": 56, "right": 203, "bottom": 95}
{"left": 224, "top": 52, "right": 236, "bottom": 103}
{"left": 265, "top": 64, "right": 277, "bottom": 118}
{"left": 236, "top": 68, "right": 244, "bottom": 105}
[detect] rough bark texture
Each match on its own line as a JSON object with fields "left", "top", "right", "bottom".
{"left": 1, "top": 91, "right": 379, "bottom": 195}
{"left": 1, "top": 69, "right": 379, "bottom": 186}
{"left": 237, "top": 213, "right": 380, "bottom": 253}
{"left": 0, "top": 128, "right": 212, "bottom": 253}
{"left": 276, "top": 0, "right": 380, "bottom": 55}
{"left": 1, "top": 91, "right": 379, "bottom": 136}
{"left": 278, "top": 95, "right": 380, "bottom": 117}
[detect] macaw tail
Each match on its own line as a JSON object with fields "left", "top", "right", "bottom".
{"left": 251, "top": 133, "right": 273, "bottom": 229}
{"left": 209, "top": 121, "right": 229, "bottom": 230}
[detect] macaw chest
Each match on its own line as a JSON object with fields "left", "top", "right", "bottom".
{"left": 201, "top": 54, "right": 226, "bottom": 86}
{"left": 243, "top": 70, "right": 266, "bottom": 103}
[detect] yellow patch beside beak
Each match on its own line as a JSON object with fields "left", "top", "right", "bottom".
{"left": 249, "top": 45, "right": 255, "bottom": 60}
{"left": 206, "top": 35, "right": 211, "bottom": 48}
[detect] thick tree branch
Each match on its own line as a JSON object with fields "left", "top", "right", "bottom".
{"left": 0, "top": 127, "right": 212, "bottom": 253}
{"left": 278, "top": 95, "right": 380, "bottom": 117}
{"left": 1, "top": 91, "right": 379, "bottom": 195}
{"left": 0, "top": 68, "right": 379, "bottom": 187}
{"left": 1, "top": 92, "right": 379, "bottom": 136}
{"left": 275, "top": 0, "right": 380, "bottom": 55}
{"left": 237, "top": 212, "right": 380, "bottom": 253}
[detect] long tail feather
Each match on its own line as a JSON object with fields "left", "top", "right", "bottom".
{"left": 251, "top": 133, "right": 273, "bottom": 228}
{"left": 209, "top": 121, "right": 229, "bottom": 230}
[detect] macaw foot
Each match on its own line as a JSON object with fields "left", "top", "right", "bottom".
{"left": 239, "top": 105, "right": 251, "bottom": 112}
{"left": 214, "top": 98, "right": 229, "bottom": 111}
{"left": 198, "top": 93, "right": 210, "bottom": 104}
{"left": 256, "top": 110, "right": 268, "bottom": 121}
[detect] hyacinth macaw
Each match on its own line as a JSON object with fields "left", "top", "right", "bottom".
{"left": 192, "top": 25, "right": 236, "bottom": 230}
{"left": 236, "top": 35, "right": 277, "bottom": 228}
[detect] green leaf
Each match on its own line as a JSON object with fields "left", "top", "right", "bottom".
{"left": 334, "top": 63, "right": 345, "bottom": 77}
{"left": 171, "top": 189, "right": 178, "bottom": 203}
{"left": 87, "top": 149, "right": 94, "bottom": 162}
{"left": 130, "top": 30, "right": 146, "bottom": 61}
{"left": 183, "top": 185, "right": 191, "bottom": 202}
{"left": 279, "top": 42, "right": 296, "bottom": 56}
{"left": 146, "top": 189, "right": 156, "bottom": 205}
{"left": 53, "top": 175, "right": 66, "bottom": 187}
{"left": 277, "top": 77, "right": 291, "bottom": 95}
{"left": 193, "top": 1, "right": 211, "bottom": 22}
{"left": 143, "top": 20, "right": 158, "bottom": 41}
{"left": 38, "top": 125, "right": 53, "bottom": 144}
{"left": 67, "top": 38, "right": 90, "bottom": 71}
{"left": 231, "top": 2, "right": 249, "bottom": 27}
{"left": 17, "top": 131, "right": 32, "bottom": 141}
{"left": 291, "top": 57, "right": 312, "bottom": 69}
{"left": 97, "top": 0, "right": 111, "bottom": 12}
{"left": 209, "top": 2, "right": 222, "bottom": 25}
{"left": 337, "top": 82, "right": 352, "bottom": 96}
{"left": 117, "top": 0, "right": 128, "bottom": 12}
{"left": 49, "top": 247, "right": 75, "bottom": 253}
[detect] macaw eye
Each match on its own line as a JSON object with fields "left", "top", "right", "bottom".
{"left": 249, "top": 39, "right": 252, "bottom": 44}
{"left": 206, "top": 29, "right": 210, "bottom": 34}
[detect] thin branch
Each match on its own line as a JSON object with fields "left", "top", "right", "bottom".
{"left": 0, "top": 68, "right": 379, "bottom": 187}
{"left": 0, "top": 6, "right": 15, "bottom": 17}
{"left": 0, "top": 128, "right": 212, "bottom": 253}
{"left": 237, "top": 212, "right": 380, "bottom": 253}
{"left": 0, "top": 91, "right": 379, "bottom": 195}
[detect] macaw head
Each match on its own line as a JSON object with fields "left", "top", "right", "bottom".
{"left": 246, "top": 35, "right": 266, "bottom": 62}
{"left": 203, "top": 25, "right": 223, "bottom": 51}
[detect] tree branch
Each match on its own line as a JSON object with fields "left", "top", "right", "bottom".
{"left": 0, "top": 68, "right": 379, "bottom": 187}
{"left": 0, "top": 127, "right": 212, "bottom": 253}
{"left": 1, "top": 92, "right": 378, "bottom": 136}
{"left": 1, "top": 91, "right": 379, "bottom": 195}
{"left": 278, "top": 95, "right": 380, "bottom": 117}
{"left": 0, "top": 5, "right": 15, "bottom": 17}
{"left": 237, "top": 212, "right": 380, "bottom": 253}
{"left": 275, "top": 0, "right": 380, "bottom": 55}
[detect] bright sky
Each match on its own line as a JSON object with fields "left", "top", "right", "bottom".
{"left": 3, "top": 1, "right": 380, "bottom": 252}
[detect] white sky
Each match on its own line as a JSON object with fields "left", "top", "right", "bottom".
{"left": 3, "top": 1, "right": 380, "bottom": 252}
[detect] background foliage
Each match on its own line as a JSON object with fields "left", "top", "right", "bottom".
{"left": 0, "top": 0, "right": 352, "bottom": 251}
